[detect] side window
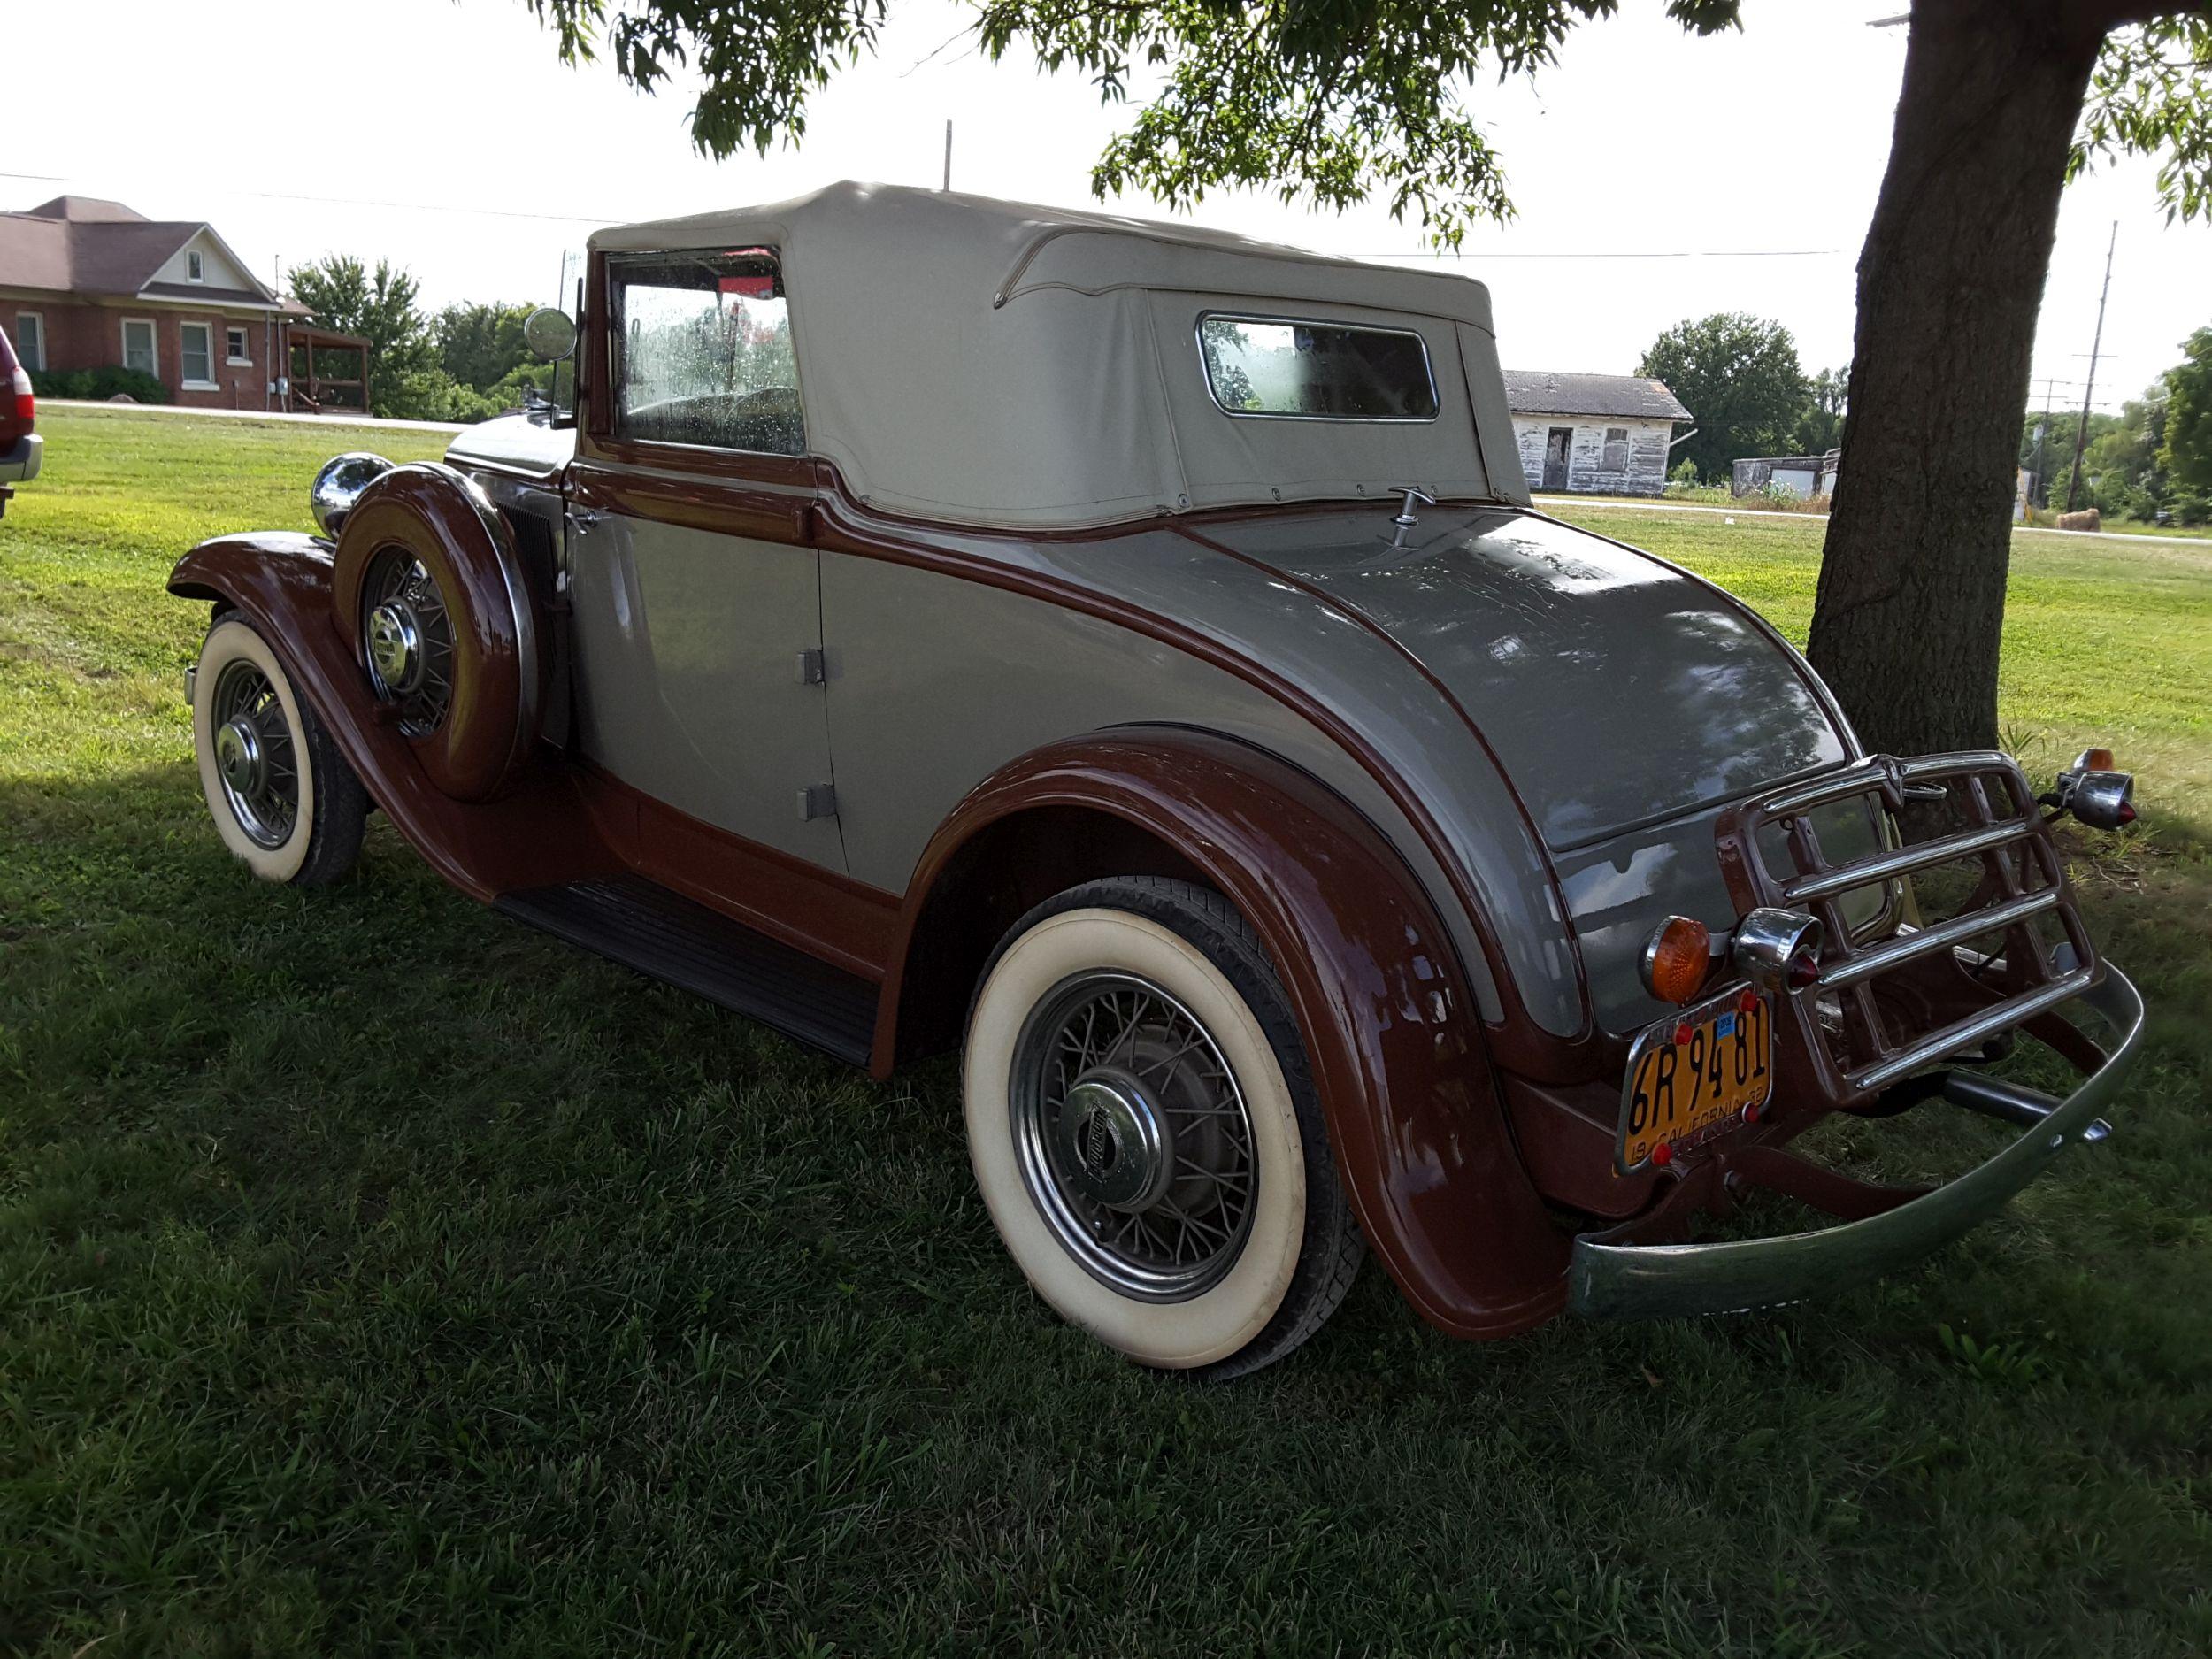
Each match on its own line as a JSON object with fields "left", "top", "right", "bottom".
{"left": 608, "top": 248, "right": 804, "bottom": 456}
{"left": 1602, "top": 426, "right": 1630, "bottom": 472}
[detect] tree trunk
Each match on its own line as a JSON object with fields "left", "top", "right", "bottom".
{"left": 1806, "top": 0, "right": 2112, "bottom": 758}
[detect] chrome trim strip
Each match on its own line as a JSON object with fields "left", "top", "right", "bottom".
{"left": 1760, "top": 750, "right": 2012, "bottom": 817}
{"left": 1568, "top": 968, "right": 2143, "bottom": 1322}
{"left": 1847, "top": 965, "right": 2095, "bottom": 1093}
{"left": 1817, "top": 887, "right": 2062, "bottom": 990}
{"left": 1783, "top": 816, "right": 2033, "bottom": 902}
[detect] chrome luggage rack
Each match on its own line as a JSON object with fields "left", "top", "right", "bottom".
{"left": 1714, "top": 752, "right": 2100, "bottom": 1104}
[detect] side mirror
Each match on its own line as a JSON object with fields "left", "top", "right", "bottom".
{"left": 522, "top": 306, "right": 578, "bottom": 363}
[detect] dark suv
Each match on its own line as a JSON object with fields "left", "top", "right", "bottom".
{"left": 0, "top": 324, "right": 42, "bottom": 518}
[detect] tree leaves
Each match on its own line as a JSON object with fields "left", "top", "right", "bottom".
{"left": 523, "top": 0, "right": 1742, "bottom": 245}
{"left": 2071, "top": 17, "right": 2212, "bottom": 224}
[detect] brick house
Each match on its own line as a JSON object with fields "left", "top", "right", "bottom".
{"left": 0, "top": 196, "right": 305, "bottom": 409}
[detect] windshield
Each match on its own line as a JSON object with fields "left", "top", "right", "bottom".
{"left": 1198, "top": 313, "right": 1440, "bottom": 422}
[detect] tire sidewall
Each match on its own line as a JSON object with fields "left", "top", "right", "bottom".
{"left": 193, "top": 618, "right": 317, "bottom": 884}
{"left": 964, "top": 905, "right": 1308, "bottom": 1370}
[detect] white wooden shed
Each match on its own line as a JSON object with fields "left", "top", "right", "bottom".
{"left": 1502, "top": 370, "right": 1693, "bottom": 497}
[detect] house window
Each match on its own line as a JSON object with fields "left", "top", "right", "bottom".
{"left": 122, "top": 319, "right": 157, "bottom": 378}
{"left": 609, "top": 248, "right": 805, "bottom": 455}
{"left": 1602, "top": 426, "right": 1630, "bottom": 472}
{"left": 13, "top": 312, "right": 43, "bottom": 372}
{"left": 187, "top": 250, "right": 204, "bottom": 282}
{"left": 180, "top": 322, "right": 216, "bottom": 388}
{"left": 227, "top": 326, "right": 251, "bottom": 365}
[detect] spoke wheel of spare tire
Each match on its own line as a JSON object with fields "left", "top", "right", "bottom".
{"left": 191, "top": 616, "right": 367, "bottom": 887}
{"left": 331, "top": 463, "right": 542, "bottom": 803}
{"left": 964, "top": 876, "right": 1363, "bottom": 1379}
{"left": 357, "top": 546, "right": 457, "bottom": 739}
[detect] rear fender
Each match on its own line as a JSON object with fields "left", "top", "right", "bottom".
{"left": 169, "top": 533, "right": 613, "bottom": 897}
{"left": 883, "top": 727, "right": 1570, "bottom": 1339}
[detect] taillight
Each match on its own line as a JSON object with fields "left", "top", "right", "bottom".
{"left": 10, "top": 366, "right": 30, "bottom": 425}
{"left": 1639, "top": 915, "right": 1714, "bottom": 1005}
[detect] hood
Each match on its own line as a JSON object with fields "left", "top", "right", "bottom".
{"left": 1196, "top": 506, "right": 1848, "bottom": 850}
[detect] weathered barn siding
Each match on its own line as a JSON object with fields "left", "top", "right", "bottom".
{"left": 1512, "top": 416, "right": 1675, "bottom": 496}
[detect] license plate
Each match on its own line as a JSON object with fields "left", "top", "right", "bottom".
{"left": 1616, "top": 987, "right": 1773, "bottom": 1173}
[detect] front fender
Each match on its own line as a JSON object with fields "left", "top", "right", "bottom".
{"left": 169, "top": 532, "right": 613, "bottom": 898}
{"left": 883, "top": 728, "right": 1571, "bottom": 1340}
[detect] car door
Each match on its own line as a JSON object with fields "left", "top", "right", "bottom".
{"left": 563, "top": 246, "right": 843, "bottom": 872}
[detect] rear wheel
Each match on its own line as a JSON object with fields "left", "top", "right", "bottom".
{"left": 964, "top": 877, "right": 1363, "bottom": 1379}
{"left": 191, "top": 617, "right": 366, "bottom": 887}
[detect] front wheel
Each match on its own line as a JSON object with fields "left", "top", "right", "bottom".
{"left": 964, "top": 877, "right": 1363, "bottom": 1379}
{"left": 191, "top": 616, "right": 367, "bottom": 887}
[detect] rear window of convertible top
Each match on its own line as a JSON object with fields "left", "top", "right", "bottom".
{"left": 1197, "top": 313, "right": 1440, "bottom": 421}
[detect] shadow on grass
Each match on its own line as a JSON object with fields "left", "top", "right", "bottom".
{"left": 4, "top": 765, "right": 2208, "bottom": 1656}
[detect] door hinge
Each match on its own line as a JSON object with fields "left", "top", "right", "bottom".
{"left": 796, "top": 782, "right": 838, "bottom": 822}
{"left": 795, "top": 648, "right": 827, "bottom": 686}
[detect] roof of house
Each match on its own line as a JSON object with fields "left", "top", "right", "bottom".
{"left": 1502, "top": 369, "right": 1692, "bottom": 423}
{"left": 0, "top": 196, "right": 283, "bottom": 308}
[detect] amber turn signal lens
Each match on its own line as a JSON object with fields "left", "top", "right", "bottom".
{"left": 1640, "top": 915, "right": 1713, "bottom": 1005}
{"left": 2080, "top": 747, "right": 2116, "bottom": 772}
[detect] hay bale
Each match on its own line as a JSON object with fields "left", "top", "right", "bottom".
{"left": 2055, "top": 508, "right": 2101, "bottom": 532}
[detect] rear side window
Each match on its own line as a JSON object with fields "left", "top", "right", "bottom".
{"left": 609, "top": 248, "right": 804, "bottom": 455}
{"left": 1198, "top": 313, "right": 1439, "bottom": 421}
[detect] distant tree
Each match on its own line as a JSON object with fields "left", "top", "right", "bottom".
{"left": 2163, "top": 327, "right": 2212, "bottom": 518}
{"left": 288, "top": 255, "right": 442, "bottom": 417}
{"left": 434, "top": 302, "right": 538, "bottom": 394}
{"left": 2019, "top": 407, "right": 2122, "bottom": 505}
{"left": 1792, "top": 367, "right": 1848, "bottom": 455}
{"left": 1638, "top": 314, "right": 1807, "bottom": 486}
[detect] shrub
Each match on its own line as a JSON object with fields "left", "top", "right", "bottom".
{"left": 30, "top": 365, "right": 172, "bottom": 404}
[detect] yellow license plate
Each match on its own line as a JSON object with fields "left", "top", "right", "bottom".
{"left": 1617, "top": 988, "right": 1774, "bottom": 1173}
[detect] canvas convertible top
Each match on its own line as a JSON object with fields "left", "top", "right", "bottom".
{"left": 590, "top": 181, "right": 1531, "bottom": 530}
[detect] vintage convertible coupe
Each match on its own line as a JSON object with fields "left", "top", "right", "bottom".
{"left": 172, "top": 183, "right": 2142, "bottom": 1377}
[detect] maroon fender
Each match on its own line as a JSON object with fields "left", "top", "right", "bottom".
{"left": 881, "top": 728, "right": 1571, "bottom": 1339}
{"left": 169, "top": 533, "right": 618, "bottom": 898}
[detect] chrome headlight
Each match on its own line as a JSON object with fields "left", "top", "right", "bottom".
{"left": 310, "top": 451, "right": 395, "bottom": 540}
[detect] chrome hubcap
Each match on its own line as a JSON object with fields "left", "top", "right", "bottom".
{"left": 365, "top": 600, "right": 423, "bottom": 696}
{"left": 1056, "top": 1071, "right": 1173, "bottom": 1212}
{"left": 214, "top": 717, "right": 265, "bottom": 795}
{"left": 1011, "top": 971, "right": 1258, "bottom": 1302}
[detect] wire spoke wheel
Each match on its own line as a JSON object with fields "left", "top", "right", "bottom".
{"left": 208, "top": 658, "right": 299, "bottom": 849}
{"left": 360, "top": 547, "right": 456, "bottom": 737}
{"left": 1010, "top": 970, "right": 1258, "bottom": 1302}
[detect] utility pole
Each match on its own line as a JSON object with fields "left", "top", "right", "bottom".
{"left": 942, "top": 120, "right": 953, "bottom": 192}
{"left": 2064, "top": 220, "right": 2117, "bottom": 512}
{"left": 2031, "top": 377, "right": 2055, "bottom": 508}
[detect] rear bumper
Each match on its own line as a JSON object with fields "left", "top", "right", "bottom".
{"left": 1568, "top": 965, "right": 2143, "bottom": 1321}
{"left": 0, "top": 432, "right": 42, "bottom": 484}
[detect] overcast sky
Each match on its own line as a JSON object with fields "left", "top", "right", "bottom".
{"left": 11, "top": 0, "right": 2208, "bottom": 410}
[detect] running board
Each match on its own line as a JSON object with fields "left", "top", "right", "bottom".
{"left": 496, "top": 874, "right": 878, "bottom": 1066}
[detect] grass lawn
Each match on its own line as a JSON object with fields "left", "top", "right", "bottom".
{"left": 3, "top": 406, "right": 2208, "bottom": 1657}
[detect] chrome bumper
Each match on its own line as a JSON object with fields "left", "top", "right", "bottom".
{"left": 1569, "top": 966, "right": 2144, "bottom": 1321}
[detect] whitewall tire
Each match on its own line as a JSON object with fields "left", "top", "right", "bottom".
{"left": 191, "top": 616, "right": 368, "bottom": 887}
{"left": 964, "top": 877, "right": 1363, "bottom": 1379}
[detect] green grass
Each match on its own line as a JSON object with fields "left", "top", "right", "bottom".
{"left": 3, "top": 407, "right": 2208, "bottom": 1657}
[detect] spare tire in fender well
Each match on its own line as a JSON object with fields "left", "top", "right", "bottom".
{"left": 879, "top": 726, "right": 1571, "bottom": 1339}
{"left": 331, "top": 462, "right": 546, "bottom": 803}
